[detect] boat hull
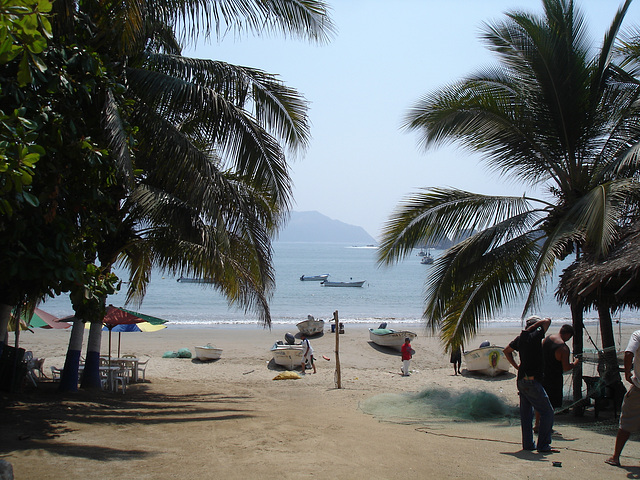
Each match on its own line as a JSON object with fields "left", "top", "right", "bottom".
{"left": 369, "top": 329, "right": 417, "bottom": 351}
{"left": 194, "top": 345, "right": 223, "bottom": 361}
{"left": 296, "top": 319, "right": 325, "bottom": 336}
{"left": 321, "top": 280, "right": 365, "bottom": 287}
{"left": 463, "top": 346, "right": 511, "bottom": 376}
{"left": 270, "top": 343, "right": 304, "bottom": 370}
{"left": 300, "top": 274, "right": 329, "bottom": 281}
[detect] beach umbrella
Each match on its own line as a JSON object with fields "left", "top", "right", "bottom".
{"left": 102, "top": 306, "right": 168, "bottom": 359}
{"left": 100, "top": 321, "right": 167, "bottom": 357}
{"left": 8, "top": 307, "right": 71, "bottom": 331}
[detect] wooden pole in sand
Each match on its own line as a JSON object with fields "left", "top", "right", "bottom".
{"left": 334, "top": 310, "right": 341, "bottom": 389}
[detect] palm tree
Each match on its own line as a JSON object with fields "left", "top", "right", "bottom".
{"left": 49, "top": 0, "right": 335, "bottom": 390}
{"left": 377, "top": 0, "right": 640, "bottom": 376}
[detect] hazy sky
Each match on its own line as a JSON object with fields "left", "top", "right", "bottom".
{"left": 187, "top": 1, "right": 640, "bottom": 239}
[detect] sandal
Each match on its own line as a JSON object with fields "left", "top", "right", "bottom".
{"left": 605, "top": 458, "right": 621, "bottom": 467}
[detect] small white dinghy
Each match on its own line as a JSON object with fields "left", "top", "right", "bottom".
{"left": 368, "top": 326, "right": 417, "bottom": 351}
{"left": 194, "top": 344, "right": 223, "bottom": 361}
{"left": 463, "top": 346, "right": 510, "bottom": 376}
{"left": 296, "top": 315, "right": 325, "bottom": 336}
{"left": 270, "top": 332, "right": 304, "bottom": 370}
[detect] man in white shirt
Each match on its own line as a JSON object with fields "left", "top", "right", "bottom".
{"left": 300, "top": 333, "right": 316, "bottom": 374}
{"left": 606, "top": 330, "right": 640, "bottom": 467}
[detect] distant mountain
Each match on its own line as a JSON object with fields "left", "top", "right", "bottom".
{"left": 276, "top": 211, "right": 376, "bottom": 244}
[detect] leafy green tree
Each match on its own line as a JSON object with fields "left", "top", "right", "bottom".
{"left": 46, "top": 0, "right": 334, "bottom": 390}
{"left": 377, "top": 0, "right": 640, "bottom": 387}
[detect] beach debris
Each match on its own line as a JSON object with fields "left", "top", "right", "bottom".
{"left": 322, "top": 355, "right": 330, "bottom": 361}
{"left": 162, "top": 351, "right": 178, "bottom": 358}
{"left": 273, "top": 371, "right": 301, "bottom": 380}
{"left": 242, "top": 370, "right": 255, "bottom": 375}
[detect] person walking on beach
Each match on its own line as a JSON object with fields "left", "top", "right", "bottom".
{"left": 606, "top": 329, "right": 640, "bottom": 467}
{"left": 450, "top": 344, "right": 462, "bottom": 375}
{"left": 534, "top": 324, "right": 579, "bottom": 432}
{"left": 503, "top": 316, "right": 557, "bottom": 453}
{"left": 401, "top": 337, "right": 413, "bottom": 376}
{"left": 300, "top": 333, "right": 316, "bottom": 374}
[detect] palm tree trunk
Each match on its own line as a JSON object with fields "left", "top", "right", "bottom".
{"left": 571, "top": 301, "right": 584, "bottom": 406}
{"left": 80, "top": 321, "right": 103, "bottom": 389}
{"left": 597, "top": 303, "right": 623, "bottom": 386}
{"left": 58, "top": 319, "right": 85, "bottom": 392}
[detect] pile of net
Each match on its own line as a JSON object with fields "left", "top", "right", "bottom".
{"left": 360, "top": 387, "right": 516, "bottom": 423}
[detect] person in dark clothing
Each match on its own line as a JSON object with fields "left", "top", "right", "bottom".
{"left": 503, "top": 316, "right": 555, "bottom": 453}
{"left": 533, "top": 324, "right": 580, "bottom": 432}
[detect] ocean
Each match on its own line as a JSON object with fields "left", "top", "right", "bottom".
{"left": 41, "top": 242, "right": 639, "bottom": 331}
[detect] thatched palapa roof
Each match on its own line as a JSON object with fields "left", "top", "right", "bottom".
{"left": 557, "top": 223, "right": 640, "bottom": 312}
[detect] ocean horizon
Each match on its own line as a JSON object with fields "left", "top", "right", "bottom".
{"left": 40, "top": 242, "right": 639, "bottom": 334}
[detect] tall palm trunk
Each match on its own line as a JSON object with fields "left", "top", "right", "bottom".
{"left": 80, "top": 321, "right": 103, "bottom": 389}
{"left": 597, "top": 303, "right": 623, "bottom": 386}
{"left": 58, "top": 319, "right": 85, "bottom": 392}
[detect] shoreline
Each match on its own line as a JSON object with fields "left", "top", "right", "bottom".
{"left": 4, "top": 323, "right": 639, "bottom": 479}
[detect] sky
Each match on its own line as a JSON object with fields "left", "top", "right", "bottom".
{"left": 186, "top": 0, "right": 640, "bottom": 240}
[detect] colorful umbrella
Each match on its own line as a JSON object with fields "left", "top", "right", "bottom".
{"left": 102, "top": 306, "right": 167, "bottom": 358}
{"left": 97, "top": 321, "right": 167, "bottom": 357}
{"left": 8, "top": 307, "right": 70, "bottom": 331}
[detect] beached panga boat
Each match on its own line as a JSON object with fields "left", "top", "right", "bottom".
{"left": 368, "top": 327, "right": 417, "bottom": 351}
{"left": 296, "top": 315, "right": 325, "bottom": 336}
{"left": 194, "top": 344, "right": 223, "bottom": 361}
{"left": 463, "top": 346, "right": 511, "bottom": 376}
{"left": 270, "top": 343, "right": 304, "bottom": 370}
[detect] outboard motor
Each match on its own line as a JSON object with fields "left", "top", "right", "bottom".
{"left": 284, "top": 332, "right": 296, "bottom": 345}
{"left": 378, "top": 322, "right": 387, "bottom": 330}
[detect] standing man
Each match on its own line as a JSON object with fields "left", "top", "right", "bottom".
{"left": 300, "top": 333, "right": 316, "bottom": 374}
{"left": 401, "top": 337, "right": 413, "bottom": 376}
{"left": 606, "top": 330, "right": 640, "bottom": 467}
{"left": 533, "top": 324, "right": 580, "bottom": 432}
{"left": 503, "top": 316, "right": 557, "bottom": 453}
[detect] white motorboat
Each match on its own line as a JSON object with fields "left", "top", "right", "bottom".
{"left": 321, "top": 279, "right": 365, "bottom": 287}
{"left": 296, "top": 315, "right": 325, "bottom": 336}
{"left": 194, "top": 344, "right": 223, "bottom": 361}
{"left": 420, "top": 253, "right": 434, "bottom": 264}
{"left": 270, "top": 342, "right": 304, "bottom": 370}
{"left": 300, "top": 274, "right": 330, "bottom": 281}
{"left": 463, "top": 346, "right": 511, "bottom": 376}
{"left": 177, "top": 276, "right": 214, "bottom": 283}
{"left": 368, "top": 327, "right": 417, "bottom": 351}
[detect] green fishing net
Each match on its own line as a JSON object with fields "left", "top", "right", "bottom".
{"left": 360, "top": 387, "right": 517, "bottom": 422}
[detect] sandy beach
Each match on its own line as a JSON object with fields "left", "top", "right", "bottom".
{"left": 2, "top": 323, "right": 639, "bottom": 479}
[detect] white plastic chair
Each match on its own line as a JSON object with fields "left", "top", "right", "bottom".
{"left": 50, "top": 366, "right": 62, "bottom": 381}
{"left": 136, "top": 357, "right": 150, "bottom": 382}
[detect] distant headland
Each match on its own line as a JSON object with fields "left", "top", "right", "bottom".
{"left": 276, "top": 211, "right": 376, "bottom": 244}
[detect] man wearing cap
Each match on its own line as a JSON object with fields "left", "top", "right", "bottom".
{"left": 504, "top": 316, "right": 556, "bottom": 453}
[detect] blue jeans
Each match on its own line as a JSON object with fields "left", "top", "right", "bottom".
{"left": 517, "top": 378, "right": 554, "bottom": 451}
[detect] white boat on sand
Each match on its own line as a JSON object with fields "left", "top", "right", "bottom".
{"left": 369, "top": 327, "right": 417, "bottom": 351}
{"left": 297, "top": 315, "right": 325, "bottom": 336}
{"left": 271, "top": 342, "right": 304, "bottom": 370}
{"left": 321, "top": 279, "right": 365, "bottom": 287}
{"left": 300, "top": 274, "right": 329, "bottom": 281}
{"left": 463, "top": 346, "right": 511, "bottom": 376}
{"left": 194, "top": 344, "right": 223, "bottom": 361}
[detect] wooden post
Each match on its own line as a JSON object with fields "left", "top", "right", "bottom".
{"left": 334, "top": 310, "right": 341, "bottom": 389}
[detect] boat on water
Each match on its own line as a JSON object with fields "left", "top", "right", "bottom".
{"left": 420, "top": 253, "right": 434, "bottom": 264}
{"left": 297, "top": 315, "right": 325, "bottom": 336}
{"left": 300, "top": 274, "right": 330, "bottom": 281}
{"left": 271, "top": 332, "right": 304, "bottom": 370}
{"left": 463, "top": 346, "right": 511, "bottom": 376}
{"left": 368, "top": 327, "right": 417, "bottom": 351}
{"left": 194, "top": 344, "right": 223, "bottom": 361}
{"left": 177, "top": 276, "right": 214, "bottom": 283}
{"left": 321, "top": 279, "right": 365, "bottom": 287}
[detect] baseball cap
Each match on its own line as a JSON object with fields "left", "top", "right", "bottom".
{"left": 525, "top": 315, "right": 541, "bottom": 328}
